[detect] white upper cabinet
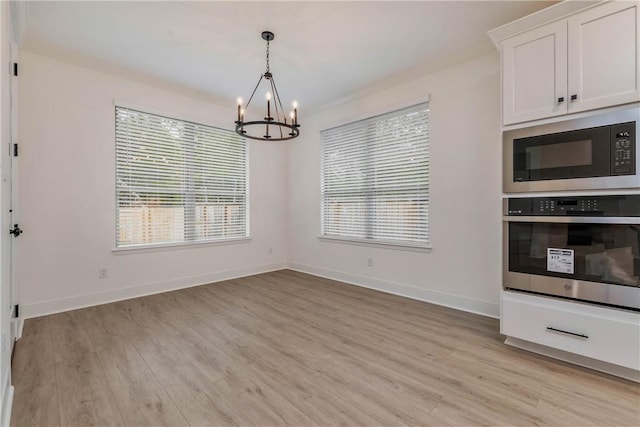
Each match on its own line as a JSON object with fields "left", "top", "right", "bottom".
{"left": 502, "top": 20, "right": 568, "bottom": 124}
{"left": 568, "top": 1, "right": 639, "bottom": 113}
{"left": 498, "top": 1, "right": 639, "bottom": 126}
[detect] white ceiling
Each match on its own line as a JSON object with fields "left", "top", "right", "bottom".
{"left": 19, "top": 1, "right": 557, "bottom": 112}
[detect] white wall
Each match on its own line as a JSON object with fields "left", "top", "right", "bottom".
{"left": 17, "top": 48, "right": 503, "bottom": 321}
{"left": 288, "top": 53, "right": 503, "bottom": 317}
{"left": 17, "top": 51, "right": 288, "bottom": 318}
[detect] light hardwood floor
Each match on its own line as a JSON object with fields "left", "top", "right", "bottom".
{"left": 11, "top": 270, "right": 640, "bottom": 426}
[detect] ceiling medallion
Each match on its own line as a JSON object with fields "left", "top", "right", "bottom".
{"left": 235, "top": 31, "right": 300, "bottom": 141}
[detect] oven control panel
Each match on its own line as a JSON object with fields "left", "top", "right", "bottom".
{"left": 612, "top": 122, "right": 636, "bottom": 175}
{"left": 507, "top": 195, "right": 640, "bottom": 216}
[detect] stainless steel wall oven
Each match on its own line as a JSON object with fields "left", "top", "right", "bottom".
{"left": 503, "top": 194, "right": 640, "bottom": 310}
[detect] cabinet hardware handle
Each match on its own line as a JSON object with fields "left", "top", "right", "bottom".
{"left": 557, "top": 97, "right": 564, "bottom": 103}
{"left": 546, "top": 326, "right": 588, "bottom": 339}
{"left": 570, "top": 94, "right": 578, "bottom": 101}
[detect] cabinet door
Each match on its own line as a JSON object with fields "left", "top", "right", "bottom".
{"left": 502, "top": 20, "right": 568, "bottom": 125}
{"left": 568, "top": 1, "right": 640, "bottom": 113}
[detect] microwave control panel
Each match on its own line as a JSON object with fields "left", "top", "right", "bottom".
{"left": 612, "top": 122, "right": 636, "bottom": 175}
{"left": 507, "top": 195, "right": 640, "bottom": 216}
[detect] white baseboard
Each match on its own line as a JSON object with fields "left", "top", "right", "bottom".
{"left": 16, "top": 319, "right": 23, "bottom": 340}
{"left": 505, "top": 336, "right": 640, "bottom": 382}
{"left": 10, "top": 317, "right": 23, "bottom": 342}
{"left": 286, "top": 262, "right": 499, "bottom": 319}
{"left": 21, "top": 262, "right": 287, "bottom": 319}
{"left": 21, "top": 260, "right": 498, "bottom": 320}
{"left": 1, "top": 378, "right": 13, "bottom": 427}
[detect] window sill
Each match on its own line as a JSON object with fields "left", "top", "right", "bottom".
{"left": 317, "top": 236, "right": 431, "bottom": 252}
{"left": 112, "top": 237, "right": 252, "bottom": 255}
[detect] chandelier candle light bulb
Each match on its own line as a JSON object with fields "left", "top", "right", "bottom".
{"left": 293, "top": 101, "right": 298, "bottom": 125}
{"left": 266, "top": 92, "right": 272, "bottom": 120}
{"left": 233, "top": 30, "right": 300, "bottom": 141}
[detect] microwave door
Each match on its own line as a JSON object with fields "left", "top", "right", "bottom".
{"left": 513, "top": 127, "right": 611, "bottom": 182}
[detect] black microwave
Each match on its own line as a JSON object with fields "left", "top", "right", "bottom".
{"left": 503, "top": 105, "right": 639, "bottom": 193}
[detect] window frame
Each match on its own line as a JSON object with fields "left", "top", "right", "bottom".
{"left": 319, "top": 101, "right": 431, "bottom": 251}
{"left": 114, "top": 103, "right": 249, "bottom": 251}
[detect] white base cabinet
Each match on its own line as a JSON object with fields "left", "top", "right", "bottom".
{"left": 502, "top": 291, "right": 640, "bottom": 376}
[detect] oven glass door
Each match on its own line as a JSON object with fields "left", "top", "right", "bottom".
{"left": 513, "top": 127, "right": 611, "bottom": 182}
{"left": 508, "top": 222, "right": 640, "bottom": 287}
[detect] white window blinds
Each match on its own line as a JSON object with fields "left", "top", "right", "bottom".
{"left": 321, "top": 102, "right": 430, "bottom": 248}
{"left": 116, "top": 106, "right": 248, "bottom": 248}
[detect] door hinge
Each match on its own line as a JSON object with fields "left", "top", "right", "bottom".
{"left": 13, "top": 304, "right": 19, "bottom": 318}
{"left": 13, "top": 143, "right": 18, "bottom": 157}
{"left": 9, "top": 224, "right": 22, "bottom": 237}
{"left": 13, "top": 63, "right": 17, "bottom": 77}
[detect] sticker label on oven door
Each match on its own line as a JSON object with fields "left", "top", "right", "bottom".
{"left": 547, "top": 248, "right": 574, "bottom": 274}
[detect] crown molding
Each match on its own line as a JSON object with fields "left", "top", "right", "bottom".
{"left": 488, "top": 0, "right": 602, "bottom": 48}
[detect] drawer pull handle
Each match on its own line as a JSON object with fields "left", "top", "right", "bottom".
{"left": 546, "top": 326, "right": 588, "bottom": 339}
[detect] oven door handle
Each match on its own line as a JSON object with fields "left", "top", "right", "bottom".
{"left": 503, "top": 216, "right": 639, "bottom": 224}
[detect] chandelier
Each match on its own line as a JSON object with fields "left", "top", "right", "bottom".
{"left": 235, "top": 31, "right": 300, "bottom": 141}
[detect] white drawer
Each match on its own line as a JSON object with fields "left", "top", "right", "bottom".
{"left": 502, "top": 292, "right": 640, "bottom": 370}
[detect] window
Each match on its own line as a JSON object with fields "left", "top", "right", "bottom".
{"left": 321, "top": 102, "right": 430, "bottom": 248}
{"left": 115, "top": 106, "right": 248, "bottom": 248}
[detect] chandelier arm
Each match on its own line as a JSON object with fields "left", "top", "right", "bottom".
{"left": 244, "top": 74, "right": 265, "bottom": 112}
{"left": 271, "top": 76, "right": 291, "bottom": 132}
{"left": 269, "top": 78, "right": 284, "bottom": 139}
{"left": 270, "top": 76, "right": 286, "bottom": 119}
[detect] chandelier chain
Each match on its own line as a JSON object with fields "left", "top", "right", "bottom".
{"left": 265, "top": 39, "right": 270, "bottom": 74}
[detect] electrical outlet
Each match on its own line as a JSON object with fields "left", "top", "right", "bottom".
{"left": 367, "top": 256, "right": 373, "bottom": 267}
{"left": 98, "top": 268, "right": 108, "bottom": 279}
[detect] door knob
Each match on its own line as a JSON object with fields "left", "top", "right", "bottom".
{"left": 9, "top": 224, "right": 22, "bottom": 237}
